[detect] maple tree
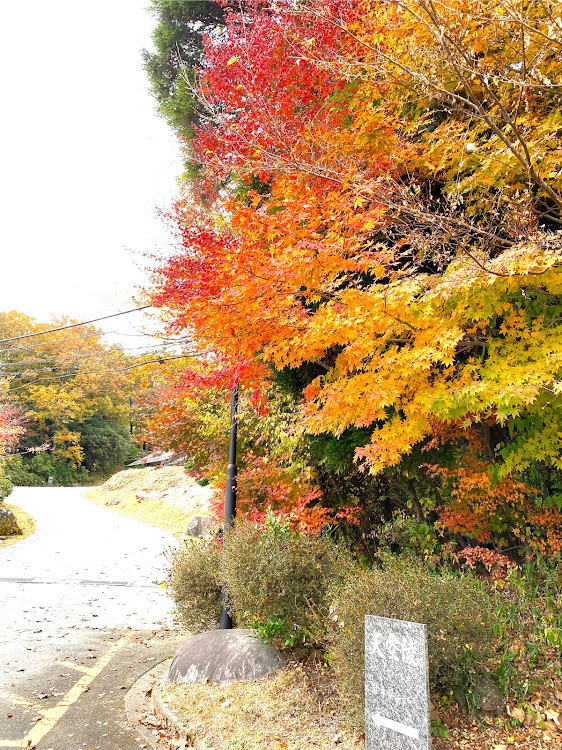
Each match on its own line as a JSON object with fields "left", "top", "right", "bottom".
{"left": 146, "top": 0, "right": 562, "bottom": 554}
{"left": 136, "top": 358, "right": 342, "bottom": 532}
{"left": 0, "top": 384, "right": 23, "bottom": 499}
{"left": 0, "top": 400, "right": 22, "bottom": 456}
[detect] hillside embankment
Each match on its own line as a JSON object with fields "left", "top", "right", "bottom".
{"left": 83, "top": 466, "right": 214, "bottom": 539}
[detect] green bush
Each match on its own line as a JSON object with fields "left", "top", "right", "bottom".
{"left": 166, "top": 518, "right": 498, "bottom": 726}
{"left": 2, "top": 456, "right": 41, "bottom": 487}
{"left": 166, "top": 538, "right": 222, "bottom": 633}
{"left": 222, "top": 517, "right": 339, "bottom": 647}
{"left": 494, "top": 556, "right": 562, "bottom": 698}
{"left": 4, "top": 454, "right": 89, "bottom": 486}
{"left": 166, "top": 517, "right": 339, "bottom": 644}
{"left": 324, "top": 556, "right": 497, "bottom": 723}
{"left": 0, "top": 460, "right": 13, "bottom": 500}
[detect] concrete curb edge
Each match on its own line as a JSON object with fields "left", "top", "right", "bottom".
{"left": 152, "top": 681, "right": 208, "bottom": 749}
{"left": 125, "top": 657, "right": 210, "bottom": 750}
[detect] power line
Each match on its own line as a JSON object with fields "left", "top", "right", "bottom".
{"left": 0, "top": 306, "right": 152, "bottom": 345}
{"left": 0, "top": 321, "right": 175, "bottom": 356}
{"left": 0, "top": 339, "right": 190, "bottom": 371}
{"left": 5, "top": 355, "right": 192, "bottom": 393}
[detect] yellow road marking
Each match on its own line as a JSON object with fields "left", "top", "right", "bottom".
{"left": 56, "top": 660, "right": 97, "bottom": 676}
{"left": 0, "top": 691, "right": 47, "bottom": 716}
{"left": 0, "top": 632, "right": 132, "bottom": 749}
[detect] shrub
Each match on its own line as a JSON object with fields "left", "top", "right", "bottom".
{"left": 222, "top": 517, "right": 339, "bottom": 647}
{"left": 0, "top": 460, "right": 13, "bottom": 500}
{"left": 325, "top": 556, "right": 497, "bottom": 724}
{"left": 0, "top": 505, "right": 21, "bottom": 535}
{"left": 2, "top": 454, "right": 89, "bottom": 486}
{"left": 166, "top": 538, "right": 222, "bottom": 633}
{"left": 494, "top": 556, "right": 562, "bottom": 698}
{"left": 2, "top": 456, "right": 41, "bottom": 487}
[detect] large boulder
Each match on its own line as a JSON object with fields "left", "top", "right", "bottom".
{"left": 0, "top": 505, "right": 21, "bottom": 536}
{"left": 168, "top": 629, "right": 285, "bottom": 685}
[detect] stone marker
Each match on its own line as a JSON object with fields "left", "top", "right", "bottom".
{"left": 47, "top": 476, "right": 54, "bottom": 486}
{"left": 365, "top": 615, "right": 430, "bottom": 749}
{"left": 168, "top": 628, "right": 284, "bottom": 685}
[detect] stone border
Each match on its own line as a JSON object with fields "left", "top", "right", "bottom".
{"left": 125, "top": 657, "right": 210, "bottom": 750}
{"left": 124, "top": 659, "right": 171, "bottom": 750}
{"left": 152, "top": 680, "right": 206, "bottom": 748}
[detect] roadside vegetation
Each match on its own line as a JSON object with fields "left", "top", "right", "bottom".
{"left": 0, "top": 502, "right": 36, "bottom": 550}
{"left": 166, "top": 519, "right": 561, "bottom": 749}
{"left": 142, "top": 1, "right": 562, "bottom": 748}
{"left": 0, "top": 393, "right": 35, "bottom": 549}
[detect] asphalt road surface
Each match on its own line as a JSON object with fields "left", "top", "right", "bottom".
{"left": 0, "top": 486, "right": 183, "bottom": 750}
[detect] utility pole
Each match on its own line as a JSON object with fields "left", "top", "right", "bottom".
{"left": 220, "top": 381, "right": 239, "bottom": 629}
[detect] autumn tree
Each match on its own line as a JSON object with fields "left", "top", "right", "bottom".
{"left": 135, "top": 357, "right": 338, "bottom": 532}
{"left": 0, "top": 390, "right": 23, "bottom": 499}
{"left": 146, "top": 0, "right": 562, "bottom": 555}
{"left": 0, "top": 311, "right": 138, "bottom": 483}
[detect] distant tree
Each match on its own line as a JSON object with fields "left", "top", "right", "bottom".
{"left": 78, "top": 414, "right": 136, "bottom": 474}
{"left": 0, "top": 311, "right": 138, "bottom": 484}
{"left": 0, "top": 395, "right": 24, "bottom": 499}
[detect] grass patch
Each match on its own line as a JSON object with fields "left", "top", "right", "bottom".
{"left": 83, "top": 467, "right": 213, "bottom": 540}
{"left": 84, "top": 486, "right": 193, "bottom": 539}
{"left": 0, "top": 503, "right": 36, "bottom": 550}
{"left": 161, "top": 662, "right": 364, "bottom": 750}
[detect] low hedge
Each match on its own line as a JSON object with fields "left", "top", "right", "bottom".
{"left": 221, "top": 518, "right": 339, "bottom": 646}
{"left": 325, "top": 556, "right": 496, "bottom": 722}
{"left": 167, "top": 537, "right": 221, "bottom": 633}
{"left": 167, "top": 522, "right": 497, "bottom": 726}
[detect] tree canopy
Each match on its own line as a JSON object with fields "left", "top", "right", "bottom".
{"left": 143, "top": 0, "right": 224, "bottom": 147}
{"left": 144, "top": 0, "right": 562, "bottom": 558}
{"left": 0, "top": 311, "right": 138, "bottom": 484}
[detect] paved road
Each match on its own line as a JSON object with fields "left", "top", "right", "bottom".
{"left": 0, "top": 487, "right": 182, "bottom": 750}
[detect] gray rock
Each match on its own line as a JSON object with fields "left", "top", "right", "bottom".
{"left": 136, "top": 491, "right": 151, "bottom": 503}
{"left": 475, "top": 674, "right": 505, "bottom": 716}
{"left": 184, "top": 515, "right": 217, "bottom": 537}
{"left": 168, "top": 629, "right": 285, "bottom": 685}
{"left": 105, "top": 499, "right": 121, "bottom": 506}
{"left": 0, "top": 505, "right": 21, "bottom": 536}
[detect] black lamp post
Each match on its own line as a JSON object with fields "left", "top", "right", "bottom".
{"left": 220, "top": 381, "right": 239, "bottom": 629}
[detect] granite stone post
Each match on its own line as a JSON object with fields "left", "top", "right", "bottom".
{"left": 365, "top": 615, "right": 430, "bottom": 749}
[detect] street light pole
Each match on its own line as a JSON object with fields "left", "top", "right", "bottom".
{"left": 220, "top": 381, "right": 239, "bottom": 629}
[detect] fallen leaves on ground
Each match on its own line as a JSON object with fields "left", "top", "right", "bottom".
{"left": 137, "top": 658, "right": 562, "bottom": 750}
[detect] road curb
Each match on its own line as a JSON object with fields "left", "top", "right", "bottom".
{"left": 125, "top": 653, "right": 211, "bottom": 750}
{"left": 152, "top": 679, "right": 205, "bottom": 749}
{"left": 124, "top": 658, "right": 170, "bottom": 749}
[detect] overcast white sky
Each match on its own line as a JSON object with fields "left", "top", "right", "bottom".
{"left": 0, "top": 1, "right": 184, "bottom": 346}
